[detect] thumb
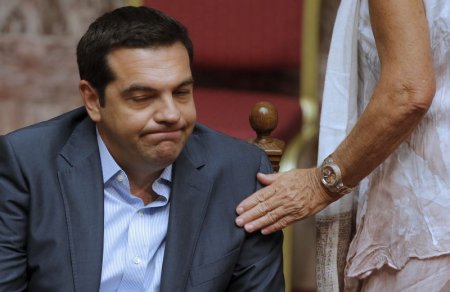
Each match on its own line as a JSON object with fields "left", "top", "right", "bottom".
{"left": 256, "top": 172, "right": 282, "bottom": 186}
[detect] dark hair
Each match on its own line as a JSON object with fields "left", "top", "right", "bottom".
{"left": 76, "top": 6, "right": 193, "bottom": 106}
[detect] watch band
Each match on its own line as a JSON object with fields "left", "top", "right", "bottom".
{"left": 319, "top": 156, "right": 353, "bottom": 197}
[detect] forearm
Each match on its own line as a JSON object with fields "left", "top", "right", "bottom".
{"left": 329, "top": 0, "right": 435, "bottom": 189}
{"left": 333, "top": 83, "right": 433, "bottom": 187}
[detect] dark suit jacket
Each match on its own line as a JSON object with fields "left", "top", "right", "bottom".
{"left": 0, "top": 107, "right": 284, "bottom": 292}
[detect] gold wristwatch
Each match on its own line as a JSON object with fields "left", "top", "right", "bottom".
{"left": 319, "top": 156, "right": 353, "bottom": 197}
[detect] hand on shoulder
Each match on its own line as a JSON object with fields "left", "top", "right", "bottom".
{"left": 235, "top": 168, "right": 335, "bottom": 234}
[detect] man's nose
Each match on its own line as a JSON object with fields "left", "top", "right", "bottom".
{"left": 153, "top": 95, "right": 181, "bottom": 124}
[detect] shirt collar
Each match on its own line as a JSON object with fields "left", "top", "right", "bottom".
{"left": 157, "top": 163, "right": 173, "bottom": 184}
{"left": 97, "top": 129, "right": 121, "bottom": 184}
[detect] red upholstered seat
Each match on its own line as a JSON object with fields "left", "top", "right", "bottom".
{"left": 144, "top": 0, "right": 303, "bottom": 141}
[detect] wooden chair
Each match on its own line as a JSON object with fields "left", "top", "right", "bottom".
{"left": 248, "top": 101, "right": 285, "bottom": 172}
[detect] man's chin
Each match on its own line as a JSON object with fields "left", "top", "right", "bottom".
{"left": 150, "top": 147, "right": 181, "bottom": 166}
{"left": 137, "top": 140, "right": 185, "bottom": 167}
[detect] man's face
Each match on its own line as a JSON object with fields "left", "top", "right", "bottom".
{"left": 87, "top": 43, "right": 196, "bottom": 173}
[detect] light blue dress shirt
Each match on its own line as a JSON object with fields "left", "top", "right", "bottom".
{"left": 97, "top": 133, "right": 171, "bottom": 292}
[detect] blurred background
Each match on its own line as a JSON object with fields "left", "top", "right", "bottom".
{"left": 0, "top": 0, "right": 340, "bottom": 291}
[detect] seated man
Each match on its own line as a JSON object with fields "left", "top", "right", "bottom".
{"left": 0, "top": 6, "right": 284, "bottom": 292}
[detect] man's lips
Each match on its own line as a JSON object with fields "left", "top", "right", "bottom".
{"left": 141, "top": 129, "right": 183, "bottom": 141}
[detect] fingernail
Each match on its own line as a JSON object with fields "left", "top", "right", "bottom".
{"left": 245, "top": 223, "right": 254, "bottom": 232}
{"left": 236, "top": 218, "right": 243, "bottom": 226}
{"left": 236, "top": 207, "right": 244, "bottom": 215}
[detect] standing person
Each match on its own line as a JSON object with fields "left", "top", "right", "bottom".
{"left": 236, "top": 0, "right": 450, "bottom": 290}
{"left": 0, "top": 6, "right": 284, "bottom": 291}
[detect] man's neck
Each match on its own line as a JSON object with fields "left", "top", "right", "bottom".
{"left": 124, "top": 167, "right": 163, "bottom": 205}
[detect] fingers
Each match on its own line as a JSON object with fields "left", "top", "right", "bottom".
{"left": 235, "top": 188, "right": 281, "bottom": 230}
{"left": 235, "top": 187, "right": 278, "bottom": 222}
{"left": 261, "top": 215, "right": 293, "bottom": 235}
{"left": 236, "top": 185, "right": 275, "bottom": 215}
{"left": 239, "top": 206, "right": 292, "bottom": 234}
{"left": 241, "top": 208, "right": 279, "bottom": 233}
{"left": 235, "top": 172, "right": 282, "bottom": 216}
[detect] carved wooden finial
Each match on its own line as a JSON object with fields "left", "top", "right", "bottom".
{"left": 248, "top": 102, "right": 285, "bottom": 172}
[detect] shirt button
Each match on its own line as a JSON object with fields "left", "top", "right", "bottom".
{"left": 117, "top": 174, "right": 124, "bottom": 182}
{"left": 138, "top": 211, "right": 144, "bottom": 217}
{"left": 133, "top": 256, "right": 141, "bottom": 265}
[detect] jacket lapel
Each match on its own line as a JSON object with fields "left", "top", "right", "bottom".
{"left": 57, "top": 117, "right": 104, "bottom": 292}
{"left": 160, "top": 134, "right": 214, "bottom": 292}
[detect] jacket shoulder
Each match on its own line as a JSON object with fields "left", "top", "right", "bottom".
{"left": 186, "top": 124, "right": 270, "bottom": 173}
{"left": 4, "top": 107, "right": 89, "bottom": 145}
{"left": 1, "top": 107, "right": 92, "bottom": 164}
{"left": 190, "top": 123, "right": 265, "bottom": 157}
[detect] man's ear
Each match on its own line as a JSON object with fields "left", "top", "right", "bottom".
{"left": 79, "top": 80, "right": 102, "bottom": 122}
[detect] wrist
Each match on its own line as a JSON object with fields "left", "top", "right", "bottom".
{"left": 318, "top": 155, "right": 355, "bottom": 199}
{"left": 312, "top": 167, "right": 339, "bottom": 202}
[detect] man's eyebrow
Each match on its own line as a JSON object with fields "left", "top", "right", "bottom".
{"left": 121, "top": 84, "right": 157, "bottom": 96}
{"left": 175, "top": 77, "right": 195, "bottom": 89}
{"left": 121, "top": 78, "right": 194, "bottom": 96}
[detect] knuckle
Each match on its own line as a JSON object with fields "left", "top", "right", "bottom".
{"left": 266, "top": 210, "right": 278, "bottom": 224}
{"left": 256, "top": 192, "right": 266, "bottom": 203}
{"left": 257, "top": 187, "right": 277, "bottom": 203}
{"left": 257, "top": 201, "right": 269, "bottom": 214}
{"left": 278, "top": 217, "right": 289, "bottom": 229}
{"left": 292, "top": 206, "right": 308, "bottom": 220}
{"left": 272, "top": 222, "right": 283, "bottom": 232}
{"left": 270, "top": 187, "right": 277, "bottom": 197}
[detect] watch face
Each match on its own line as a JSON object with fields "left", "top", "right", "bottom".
{"left": 322, "top": 165, "right": 337, "bottom": 186}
